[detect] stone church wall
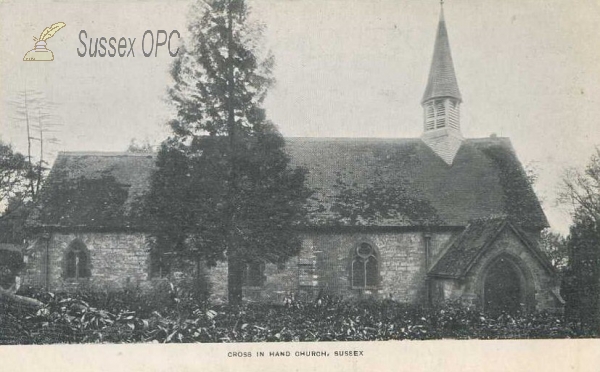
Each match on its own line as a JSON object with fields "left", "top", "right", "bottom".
{"left": 203, "top": 231, "right": 457, "bottom": 304}
{"left": 203, "top": 258, "right": 301, "bottom": 304}
{"left": 22, "top": 228, "right": 560, "bottom": 313}
{"left": 304, "top": 231, "right": 454, "bottom": 302}
{"left": 22, "top": 230, "right": 458, "bottom": 305}
{"left": 22, "top": 232, "right": 151, "bottom": 292}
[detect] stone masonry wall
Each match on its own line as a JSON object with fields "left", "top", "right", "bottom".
{"left": 204, "top": 240, "right": 312, "bottom": 304}
{"left": 203, "top": 231, "right": 456, "bottom": 304}
{"left": 22, "top": 230, "right": 456, "bottom": 306}
{"left": 304, "top": 231, "right": 455, "bottom": 303}
{"left": 22, "top": 232, "right": 151, "bottom": 292}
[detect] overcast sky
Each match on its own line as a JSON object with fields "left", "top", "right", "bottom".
{"left": 2, "top": 0, "right": 600, "bottom": 234}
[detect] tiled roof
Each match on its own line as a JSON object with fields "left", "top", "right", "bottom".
{"left": 428, "top": 217, "right": 555, "bottom": 278}
{"left": 286, "top": 137, "right": 547, "bottom": 228}
{"left": 29, "top": 152, "right": 156, "bottom": 230}
{"left": 29, "top": 137, "right": 548, "bottom": 230}
{"left": 422, "top": 8, "right": 462, "bottom": 103}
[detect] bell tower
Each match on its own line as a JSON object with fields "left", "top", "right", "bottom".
{"left": 421, "top": 2, "right": 463, "bottom": 165}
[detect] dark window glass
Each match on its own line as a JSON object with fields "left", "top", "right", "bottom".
{"left": 65, "top": 249, "right": 76, "bottom": 278}
{"left": 150, "top": 250, "right": 170, "bottom": 278}
{"left": 352, "top": 258, "right": 365, "bottom": 287}
{"left": 365, "top": 256, "right": 378, "bottom": 287}
{"left": 244, "top": 262, "right": 265, "bottom": 287}
{"left": 65, "top": 242, "right": 90, "bottom": 279}
{"left": 351, "top": 243, "right": 379, "bottom": 288}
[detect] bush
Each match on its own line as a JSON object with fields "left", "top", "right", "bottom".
{"left": 1, "top": 289, "right": 596, "bottom": 344}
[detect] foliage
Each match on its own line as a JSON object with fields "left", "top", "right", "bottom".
{"left": 560, "top": 147, "right": 600, "bottom": 329}
{"left": 0, "top": 198, "right": 32, "bottom": 245}
{"left": 0, "top": 289, "right": 592, "bottom": 344}
{"left": 561, "top": 147, "right": 600, "bottom": 224}
{"left": 481, "top": 144, "right": 545, "bottom": 227}
{"left": 148, "top": 0, "right": 310, "bottom": 305}
{"left": 0, "top": 141, "right": 35, "bottom": 248}
{"left": 0, "top": 250, "right": 24, "bottom": 289}
{"left": 330, "top": 175, "right": 441, "bottom": 226}
{"left": 562, "top": 216, "right": 600, "bottom": 329}
{"left": 0, "top": 141, "right": 29, "bottom": 207}
{"left": 36, "top": 175, "right": 131, "bottom": 228}
{"left": 126, "top": 138, "right": 155, "bottom": 153}
{"left": 539, "top": 229, "right": 568, "bottom": 272}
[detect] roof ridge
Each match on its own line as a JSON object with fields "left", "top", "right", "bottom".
{"left": 286, "top": 137, "right": 509, "bottom": 142}
{"left": 285, "top": 137, "right": 422, "bottom": 141}
{"left": 53, "top": 138, "right": 512, "bottom": 155}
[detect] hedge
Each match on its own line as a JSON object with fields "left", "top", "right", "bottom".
{"left": 0, "top": 288, "right": 596, "bottom": 344}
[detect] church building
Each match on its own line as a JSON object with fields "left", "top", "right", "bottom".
{"left": 22, "top": 6, "right": 563, "bottom": 313}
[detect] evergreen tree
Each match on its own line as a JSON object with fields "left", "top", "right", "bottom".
{"left": 560, "top": 147, "right": 600, "bottom": 331}
{"left": 146, "top": 0, "right": 309, "bottom": 305}
{"left": 563, "top": 216, "right": 600, "bottom": 330}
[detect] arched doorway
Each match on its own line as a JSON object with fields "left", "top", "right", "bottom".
{"left": 483, "top": 256, "right": 524, "bottom": 315}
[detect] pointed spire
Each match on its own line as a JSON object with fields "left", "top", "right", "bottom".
{"left": 421, "top": 3, "right": 464, "bottom": 165}
{"left": 422, "top": 5, "right": 462, "bottom": 104}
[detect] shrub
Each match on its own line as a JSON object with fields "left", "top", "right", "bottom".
{"left": 1, "top": 289, "right": 596, "bottom": 344}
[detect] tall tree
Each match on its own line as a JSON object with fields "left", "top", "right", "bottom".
{"left": 560, "top": 147, "right": 600, "bottom": 329}
{"left": 147, "top": 0, "right": 309, "bottom": 305}
{"left": 7, "top": 89, "right": 62, "bottom": 198}
{"left": 562, "top": 216, "right": 600, "bottom": 329}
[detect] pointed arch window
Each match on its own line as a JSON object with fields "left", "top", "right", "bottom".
{"left": 351, "top": 243, "right": 379, "bottom": 288}
{"left": 65, "top": 240, "right": 90, "bottom": 279}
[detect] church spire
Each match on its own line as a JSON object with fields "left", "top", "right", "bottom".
{"left": 422, "top": 4, "right": 462, "bottom": 104}
{"left": 421, "top": 2, "right": 464, "bottom": 165}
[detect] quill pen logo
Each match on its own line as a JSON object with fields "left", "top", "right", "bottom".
{"left": 23, "top": 22, "right": 66, "bottom": 61}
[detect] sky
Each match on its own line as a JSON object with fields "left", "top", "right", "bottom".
{"left": 1, "top": 0, "right": 600, "bottom": 234}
